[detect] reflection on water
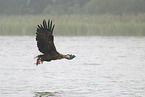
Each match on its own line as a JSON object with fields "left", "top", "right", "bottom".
{"left": 0, "top": 36, "right": 145, "bottom": 97}
{"left": 34, "top": 91, "right": 60, "bottom": 97}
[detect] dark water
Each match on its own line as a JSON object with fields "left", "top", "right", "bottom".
{"left": 0, "top": 36, "right": 145, "bottom": 97}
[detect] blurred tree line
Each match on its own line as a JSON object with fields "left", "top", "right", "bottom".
{"left": 0, "top": 0, "right": 145, "bottom": 15}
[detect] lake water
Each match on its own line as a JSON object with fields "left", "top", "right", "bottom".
{"left": 0, "top": 36, "right": 145, "bottom": 97}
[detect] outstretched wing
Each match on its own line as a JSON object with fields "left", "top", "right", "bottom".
{"left": 36, "top": 19, "right": 57, "bottom": 54}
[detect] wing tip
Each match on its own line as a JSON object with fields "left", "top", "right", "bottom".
{"left": 37, "top": 19, "right": 55, "bottom": 34}
{"left": 43, "top": 19, "right": 47, "bottom": 29}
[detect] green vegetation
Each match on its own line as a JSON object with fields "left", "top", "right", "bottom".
{"left": 0, "top": 0, "right": 145, "bottom": 15}
{"left": 0, "top": 0, "right": 145, "bottom": 36}
{"left": 0, "top": 14, "right": 145, "bottom": 36}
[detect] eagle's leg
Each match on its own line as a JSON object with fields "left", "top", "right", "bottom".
{"left": 36, "top": 58, "right": 41, "bottom": 66}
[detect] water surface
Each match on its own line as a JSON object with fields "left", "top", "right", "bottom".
{"left": 0, "top": 36, "right": 145, "bottom": 97}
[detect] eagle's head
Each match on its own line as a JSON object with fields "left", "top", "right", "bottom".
{"left": 64, "top": 54, "right": 76, "bottom": 60}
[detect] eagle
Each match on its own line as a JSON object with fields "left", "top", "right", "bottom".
{"left": 34, "top": 19, "right": 76, "bottom": 65}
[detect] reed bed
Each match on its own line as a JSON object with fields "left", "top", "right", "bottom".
{"left": 0, "top": 14, "right": 145, "bottom": 36}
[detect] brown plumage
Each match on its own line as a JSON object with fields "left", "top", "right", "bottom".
{"left": 34, "top": 19, "right": 75, "bottom": 65}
